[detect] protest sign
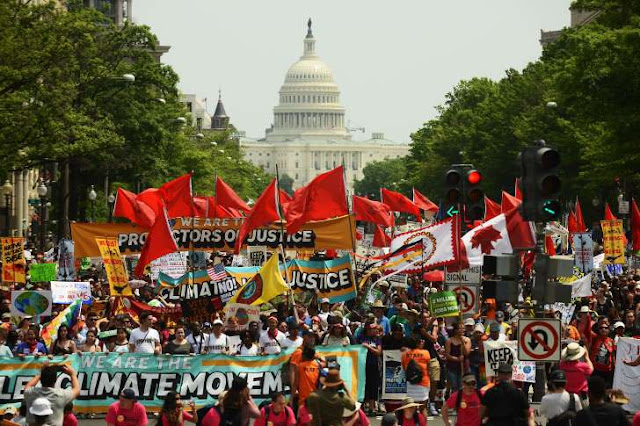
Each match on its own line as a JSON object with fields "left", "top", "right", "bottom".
{"left": 512, "top": 361, "right": 536, "bottom": 383}
{"left": 573, "top": 233, "right": 594, "bottom": 273}
{"left": 483, "top": 340, "right": 532, "bottom": 381}
{"left": 601, "top": 220, "right": 625, "bottom": 265}
{"left": 1, "top": 237, "right": 25, "bottom": 283}
{"left": 224, "top": 303, "right": 260, "bottom": 331}
{"left": 71, "top": 215, "right": 356, "bottom": 257}
{"left": 382, "top": 350, "right": 407, "bottom": 400}
{"left": 248, "top": 246, "right": 268, "bottom": 267}
{"left": 96, "top": 237, "right": 132, "bottom": 297}
{"left": 29, "top": 263, "right": 57, "bottom": 283}
{"left": 545, "top": 302, "right": 576, "bottom": 325}
{"left": 428, "top": 291, "right": 459, "bottom": 318}
{"left": 288, "top": 255, "right": 356, "bottom": 303}
{"left": 0, "top": 346, "right": 367, "bottom": 414}
{"left": 80, "top": 257, "right": 93, "bottom": 271}
{"left": 445, "top": 265, "right": 481, "bottom": 284}
{"left": 150, "top": 252, "right": 187, "bottom": 280}
{"left": 51, "top": 281, "right": 92, "bottom": 305}
{"left": 612, "top": 337, "right": 640, "bottom": 413}
{"left": 57, "top": 239, "right": 76, "bottom": 281}
{"left": 387, "top": 273, "right": 408, "bottom": 288}
{"left": 10, "top": 290, "right": 52, "bottom": 318}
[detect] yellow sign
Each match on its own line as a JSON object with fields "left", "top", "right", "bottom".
{"left": 601, "top": 220, "right": 625, "bottom": 265}
{"left": 95, "top": 237, "right": 132, "bottom": 296}
{"left": 72, "top": 215, "right": 356, "bottom": 258}
{"left": 1, "top": 237, "right": 26, "bottom": 283}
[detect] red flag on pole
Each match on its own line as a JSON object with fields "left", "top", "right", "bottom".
{"left": 235, "top": 179, "right": 281, "bottom": 254}
{"left": 575, "top": 198, "right": 587, "bottom": 232}
{"left": 279, "top": 189, "right": 292, "bottom": 215}
{"left": 604, "top": 203, "right": 617, "bottom": 221}
{"left": 545, "top": 235, "right": 557, "bottom": 255}
{"left": 631, "top": 199, "right": 640, "bottom": 251}
{"left": 501, "top": 191, "right": 521, "bottom": 213}
{"left": 567, "top": 210, "right": 578, "bottom": 234}
{"left": 412, "top": 188, "right": 438, "bottom": 213}
{"left": 484, "top": 196, "right": 501, "bottom": 222}
{"left": 372, "top": 224, "right": 391, "bottom": 248}
{"left": 353, "top": 195, "right": 393, "bottom": 228}
{"left": 134, "top": 209, "right": 179, "bottom": 277}
{"left": 216, "top": 177, "right": 250, "bottom": 213}
{"left": 113, "top": 188, "right": 156, "bottom": 228}
{"left": 381, "top": 188, "right": 421, "bottom": 220}
{"left": 285, "top": 166, "right": 349, "bottom": 234}
{"left": 514, "top": 178, "right": 523, "bottom": 200}
{"left": 160, "top": 173, "right": 194, "bottom": 218}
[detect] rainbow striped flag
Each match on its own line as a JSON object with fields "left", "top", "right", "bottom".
{"left": 42, "top": 299, "right": 82, "bottom": 349}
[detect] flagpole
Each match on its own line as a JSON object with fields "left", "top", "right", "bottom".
{"left": 342, "top": 165, "right": 359, "bottom": 298}
{"left": 275, "top": 165, "right": 297, "bottom": 321}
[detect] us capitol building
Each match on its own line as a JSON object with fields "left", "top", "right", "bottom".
{"left": 237, "top": 20, "right": 409, "bottom": 191}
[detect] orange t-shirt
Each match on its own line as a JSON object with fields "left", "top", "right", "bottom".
{"left": 297, "top": 359, "right": 321, "bottom": 405}
{"left": 401, "top": 349, "right": 431, "bottom": 388}
{"left": 290, "top": 348, "right": 303, "bottom": 366}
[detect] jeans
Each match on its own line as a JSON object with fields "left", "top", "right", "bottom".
{"left": 447, "top": 370, "right": 462, "bottom": 392}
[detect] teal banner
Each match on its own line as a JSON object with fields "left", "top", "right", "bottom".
{"left": 0, "top": 346, "right": 366, "bottom": 414}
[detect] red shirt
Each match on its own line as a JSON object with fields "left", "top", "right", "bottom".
{"left": 590, "top": 336, "right": 614, "bottom": 372}
{"left": 398, "top": 412, "right": 427, "bottom": 426}
{"left": 254, "top": 404, "right": 296, "bottom": 426}
{"left": 161, "top": 410, "right": 194, "bottom": 426}
{"left": 446, "top": 391, "right": 481, "bottom": 426}
{"left": 558, "top": 360, "right": 593, "bottom": 394}
{"left": 63, "top": 412, "right": 78, "bottom": 426}
{"left": 105, "top": 401, "right": 149, "bottom": 426}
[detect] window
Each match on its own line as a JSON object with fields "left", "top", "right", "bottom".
{"left": 295, "top": 173, "right": 299, "bottom": 180}
{"left": 259, "top": 153, "right": 262, "bottom": 157}
{"left": 314, "top": 161, "right": 320, "bottom": 170}
{"left": 267, "top": 153, "right": 270, "bottom": 157}
{"left": 266, "top": 162, "right": 270, "bottom": 169}
{"left": 295, "top": 162, "right": 299, "bottom": 168}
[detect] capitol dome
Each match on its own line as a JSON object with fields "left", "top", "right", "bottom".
{"left": 266, "top": 19, "right": 350, "bottom": 142}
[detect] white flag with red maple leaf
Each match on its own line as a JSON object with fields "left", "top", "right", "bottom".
{"left": 460, "top": 207, "right": 535, "bottom": 267}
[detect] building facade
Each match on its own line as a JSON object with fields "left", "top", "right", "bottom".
{"left": 240, "top": 20, "right": 409, "bottom": 191}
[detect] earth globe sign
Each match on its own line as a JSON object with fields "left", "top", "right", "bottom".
{"left": 14, "top": 292, "right": 49, "bottom": 316}
{"left": 235, "top": 308, "right": 250, "bottom": 326}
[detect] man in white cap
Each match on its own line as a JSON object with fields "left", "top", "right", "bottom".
{"left": 613, "top": 321, "right": 626, "bottom": 346}
{"left": 318, "top": 298, "right": 332, "bottom": 328}
{"left": 24, "top": 364, "right": 80, "bottom": 426}
{"left": 463, "top": 318, "right": 476, "bottom": 337}
{"left": 260, "top": 316, "right": 285, "bottom": 355}
{"left": 205, "top": 319, "right": 229, "bottom": 354}
{"left": 29, "top": 397, "right": 53, "bottom": 426}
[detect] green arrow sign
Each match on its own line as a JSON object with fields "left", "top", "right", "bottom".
{"left": 447, "top": 206, "right": 459, "bottom": 217}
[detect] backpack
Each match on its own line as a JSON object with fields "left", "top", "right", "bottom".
{"left": 405, "top": 358, "right": 423, "bottom": 385}
{"left": 258, "top": 402, "right": 292, "bottom": 423}
{"left": 195, "top": 405, "right": 215, "bottom": 426}
{"left": 214, "top": 405, "right": 242, "bottom": 426}
{"left": 455, "top": 388, "right": 482, "bottom": 409}
{"left": 546, "top": 393, "right": 577, "bottom": 426}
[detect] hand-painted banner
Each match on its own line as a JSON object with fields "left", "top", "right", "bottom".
{"left": 57, "top": 239, "right": 76, "bottom": 281}
{"left": 483, "top": 340, "right": 534, "bottom": 382}
{"left": 10, "top": 290, "right": 52, "bottom": 317}
{"left": 382, "top": 349, "right": 407, "bottom": 400}
{"left": 1, "top": 237, "right": 26, "bottom": 283}
{"left": 150, "top": 252, "right": 187, "bottom": 280}
{"left": 601, "top": 220, "right": 625, "bottom": 265}
{"left": 612, "top": 337, "right": 640, "bottom": 413}
{"left": 50, "top": 281, "right": 92, "bottom": 305}
{"left": 71, "top": 215, "right": 356, "bottom": 257}
{"left": 0, "top": 346, "right": 367, "bottom": 414}
{"left": 29, "top": 263, "right": 57, "bottom": 283}
{"left": 223, "top": 303, "right": 261, "bottom": 331}
{"left": 288, "top": 255, "right": 356, "bottom": 303}
{"left": 95, "top": 237, "right": 132, "bottom": 297}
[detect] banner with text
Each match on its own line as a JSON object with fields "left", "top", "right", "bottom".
{"left": 601, "top": 220, "right": 625, "bottom": 265}
{"left": 71, "top": 215, "right": 356, "bottom": 257}
{"left": 29, "top": 263, "right": 57, "bottom": 283}
{"left": 612, "top": 337, "right": 640, "bottom": 414}
{"left": 382, "top": 350, "right": 407, "bottom": 400}
{"left": 0, "top": 347, "right": 367, "bottom": 413}
{"left": 96, "top": 237, "right": 132, "bottom": 297}
{"left": 1, "top": 238, "right": 25, "bottom": 283}
{"left": 483, "top": 340, "right": 535, "bottom": 382}
{"left": 51, "top": 281, "right": 92, "bottom": 305}
{"left": 288, "top": 255, "right": 356, "bottom": 303}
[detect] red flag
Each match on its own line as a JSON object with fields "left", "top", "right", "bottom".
{"left": 216, "top": 177, "right": 250, "bottom": 213}
{"left": 567, "top": 210, "right": 578, "bottom": 234}
{"left": 193, "top": 196, "right": 208, "bottom": 217}
{"left": 205, "top": 197, "right": 237, "bottom": 218}
{"left": 575, "top": 198, "right": 587, "bottom": 232}
{"left": 514, "top": 178, "right": 523, "bottom": 200}
{"left": 353, "top": 195, "right": 393, "bottom": 228}
{"left": 604, "top": 203, "right": 617, "bottom": 221}
{"left": 134, "top": 209, "right": 179, "bottom": 277}
{"left": 412, "top": 188, "right": 438, "bottom": 213}
{"left": 137, "top": 188, "right": 164, "bottom": 217}
{"left": 160, "top": 173, "right": 194, "bottom": 218}
{"left": 381, "top": 188, "right": 421, "bottom": 220}
{"left": 372, "top": 225, "right": 391, "bottom": 248}
{"left": 484, "top": 196, "right": 501, "bottom": 222}
{"left": 632, "top": 199, "right": 640, "bottom": 251}
{"left": 113, "top": 188, "right": 155, "bottom": 228}
{"left": 235, "top": 179, "right": 281, "bottom": 254}
{"left": 545, "top": 235, "right": 557, "bottom": 255}
{"left": 279, "top": 189, "right": 292, "bottom": 215}
{"left": 501, "top": 191, "right": 521, "bottom": 213}
{"left": 285, "top": 166, "right": 349, "bottom": 234}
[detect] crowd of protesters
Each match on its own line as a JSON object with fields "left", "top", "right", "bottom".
{"left": 1, "top": 247, "right": 640, "bottom": 426}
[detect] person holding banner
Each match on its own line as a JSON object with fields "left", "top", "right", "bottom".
{"left": 186, "top": 322, "right": 208, "bottom": 355}
{"left": 259, "top": 316, "right": 285, "bottom": 355}
{"left": 205, "top": 320, "right": 230, "bottom": 355}
{"left": 128, "top": 311, "right": 161, "bottom": 354}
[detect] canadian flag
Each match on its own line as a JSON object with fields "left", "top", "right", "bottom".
{"left": 460, "top": 207, "right": 535, "bottom": 267}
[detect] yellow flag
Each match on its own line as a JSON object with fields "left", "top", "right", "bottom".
{"left": 228, "top": 254, "right": 288, "bottom": 305}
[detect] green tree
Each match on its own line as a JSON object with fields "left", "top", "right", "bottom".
{"left": 354, "top": 157, "right": 408, "bottom": 200}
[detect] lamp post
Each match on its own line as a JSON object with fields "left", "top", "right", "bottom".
{"left": 88, "top": 185, "right": 97, "bottom": 223}
{"left": 1, "top": 180, "right": 12, "bottom": 235}
{"left": 36, "top": 180, "right": 48, "bottom": 251}
{"left": 107, "top": 193, "right": 115, "bottom": 223}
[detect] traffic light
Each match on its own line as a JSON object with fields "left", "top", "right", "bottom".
{"left": 520, "top": 142, "right": 562, "bottom": 221}
{"left": 443, "top": 168, "right": 462, "bottom": 217}
{"left": 465, "top": 169, "right": 484, "bottom": 221}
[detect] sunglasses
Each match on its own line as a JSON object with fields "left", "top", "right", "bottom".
{"left": 463, "top": 381, "right": 477, "bottom": 386}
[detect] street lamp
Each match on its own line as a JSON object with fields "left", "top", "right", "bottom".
{"left": 107, "top": 193, "right": 116, "bottom": 223}
{"left": 1, "top": 180, "right": 12, "bottom": 235}
{"left": 36, "top": 181, "right": 48, "bottom": 251}
{"left": 121, "top": 73, "right": 136, "bottom": 82}
{"left": 175, "top": 117, "right": 187, "bottom": 124}
{"left": 88, "top": 185, "right": 97, "bottom": 223}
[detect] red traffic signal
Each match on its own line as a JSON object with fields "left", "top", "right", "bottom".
{"left": 467, "top": 170, "right": 482, "bottom": 185}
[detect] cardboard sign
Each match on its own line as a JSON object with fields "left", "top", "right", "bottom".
{"left": 10, "top": 290, "right": 52, "bottom": 317}
{"left": 51, "top": 281, "right": 92, "bottom": 305}
{"left": 1, "top": 238, "right": 25, "bottom": 283}
{"left": 382, "top": 350, "right": 407, "bottom": 400}
{"left": 573, "top": 233, "right": 594, "bottom": 273}
{"left": 95, "top": 237, "right": 132, "bottom": 297}
{"left": 223, "top": 303, "right": 260, "bottom": 331}
{"left": 29, "top": 263, "right": 57, "bottom": 283}
{"left": 601, "top": 220, "right": 625, "bottom": 265}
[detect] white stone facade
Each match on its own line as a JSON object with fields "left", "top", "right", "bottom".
{"left": 240, "top": 20, "right": 409, "bottom": 191}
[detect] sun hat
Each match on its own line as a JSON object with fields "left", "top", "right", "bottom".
{"left": 613, "top": 321, "right": 625, "bottom": 329}
{"left": 561, "top": 342, "right": 586, "bottom": 361}
{"left": 213, "top": 319, "right": 224, "bottom": 326}
{"left": 474, "top": 324, "right": 485, "bottom": 333}
{"left": 464, "top": 318, "right": 475, "bottom": 327}
{"left": 371, "top": 300, "right": 385, "bottom": 308}
{"left": 2, "top": 406, "right": 17, "bottom": 415}
{"left": 343, "top": 401, "right": 362, "bottom": 417}
{"left": 579, "top": 306, "right": 590, "bottom": 313}
{"left": 323, "top": 368, "right": 344, "bottom": 387}
{"left": 395, "top": 397, "right": 423, "bottom": 411}
{"left": 29, "top": 398, "right": 53, "bottom": 416}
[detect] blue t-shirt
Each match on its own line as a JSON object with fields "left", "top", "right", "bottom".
{"left": 14, "top": 341, "right": 48, "bottom": 355}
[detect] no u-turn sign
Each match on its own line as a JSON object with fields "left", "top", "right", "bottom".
{"left": 517, "top": 318, "right": 561, "bottom": 362}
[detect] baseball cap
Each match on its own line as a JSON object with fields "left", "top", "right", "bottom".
{"left": 213, "top": 319, "right": 224, "bottom": 326}
{"left": 203, "top": 322, "right": 212, "bottom": 328}
{"left": 497, "top": 363, "right": 512, "bottom": 374}
{"left": 579, "top": 306, "right": 590, "bottom": 313}
{"left": 120, "top": 388, "right": 137, "bottom": 400}
{"left": 29, "top": 398, "right": 53, "bottom": 416}
{"left": 464, "top": 318, "right": 475, "bottom": 327}
{"left": 489, "top": 322, "right": 501, "bottom": 332}
{"left": 1, "top": 313, "right": 11, "bottom": 319}
{"left": 613, "top": 321, "right": 625, "bottom": 329}
{"left": 320, "top": 298, "right": 330, "bottom": 304}
{"left": 496, "top": 311, "right": 505, "bottom": 319}
{"left": 474, "top": 324, "right": 485, "bottom": 333}
{"left": 548, "top": 369, "right": 566, "bottom": 384}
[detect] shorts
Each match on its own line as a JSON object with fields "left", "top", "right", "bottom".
{"left": 429, "top": 358, "right": 440, "bottom": 382}
{"left": 298, "top": 404, "right": 312, "bottom": 424}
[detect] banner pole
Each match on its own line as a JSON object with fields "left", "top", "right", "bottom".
{"left": 342, "top": 166, "right": 359, "bottom": 299}
{"left": 275, "top": 165, "right": 296, "bottom": 320}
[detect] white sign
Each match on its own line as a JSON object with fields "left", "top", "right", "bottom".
{"left": 387, "top": 273, "right": 408, "bottom": 288}
{"left": 223, "top": 303, "right": 261, "bottom": 331}
{"left": 51, "top": 281, "right": 92, "bottom": 305}
{"left": 10, "top": 290, "right": 52, "bottom": 318}
{"left": 545, "top": 302, "right": 576, "bottom": 326}
{"left": 573, "top": 233, "right": 594, "bottom": 273}
{"left": 444, "top": 265, "right": 481, "bottom": 284}
{"left": 150, "top": 252, "right": 187, "bottom": 280}
{"left": 612, "top": 337, "right": 640, "bottom": 413}
{"left": 445, "top": 284, "right": 478, "bottom": 315}
{"left": 248, "top": 246, "right": 267, "bottom": 267}
{"left": 483, "top": 340, "right": 535, "bottom": 381}
{"left": 571, "top": 273, "right": 592, "bottom": 298}
{"left": 619, "top": 200, "right": 630, "bottom": 215}
{"left": 517, "top": 318, "right": 561, "bottom": 362}
{"left": 382, "top": 350, "right": 407, "bottom": 400}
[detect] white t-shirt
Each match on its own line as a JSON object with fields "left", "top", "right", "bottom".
{"left": 206, "top": 333, "right": 229, "bottom": 354}
{"left": 281, "top": 335, "right": 303, "bottom": 350}
{"left": 259, "top": 330, "right": 285, "bottom": 354}
{"left": 187, "top": 333, "right": 209, "bottom": 354}
{"left": 128, "top": 327, "right": 160, "bottom": 354}
{"left": 238, "top": 344, "right": 259, "bottom": 356}
{"left": 538, "top": 390, "right": 582, "bottom": 420}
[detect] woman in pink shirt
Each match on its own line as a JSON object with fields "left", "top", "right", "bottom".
{"left": 558, "top": 342, "right": 593, "bottom": 399}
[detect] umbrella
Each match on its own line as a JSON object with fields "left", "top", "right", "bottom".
{"left": 422, "top": 270, "right": 444, "bottom": 282}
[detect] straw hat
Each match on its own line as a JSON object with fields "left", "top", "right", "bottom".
{"left": 323, "top": 368, "right": 344, "bottom": 388}
{"left": 395, "top": 397, "right": 423, "bottom": 411}
{"left": 607, "top": 389, "right": 630, "bottom": 405}
{"left": 371, "top": 300, "right": 385, "bottom": 309}
{"left": 343, "top": 401, "right": 362, "bottom": 417}
{"left": 561, "top": 342, "right": 586, "bottom": 361}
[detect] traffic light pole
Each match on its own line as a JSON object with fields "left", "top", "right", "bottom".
{"left": 532, "top": 221, "right": 547, "bottom": 403}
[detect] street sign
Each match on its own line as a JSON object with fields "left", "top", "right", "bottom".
{"left": 619, "top": 200, "right": 630, "bottom": 215}
{"left": 445, "top": 283, "right": 478, "bottom": 315}
{"left": 446, "top": 206, "right": 458, "bottom": 217}
{"left": 387, "top": 273, "right": 408, "bottom": 288}
{"left": 517, "top": 318, "right": 561, "bottom": 362}
{"left": 445, "top": 265, "right": 481, "bottom": 284}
